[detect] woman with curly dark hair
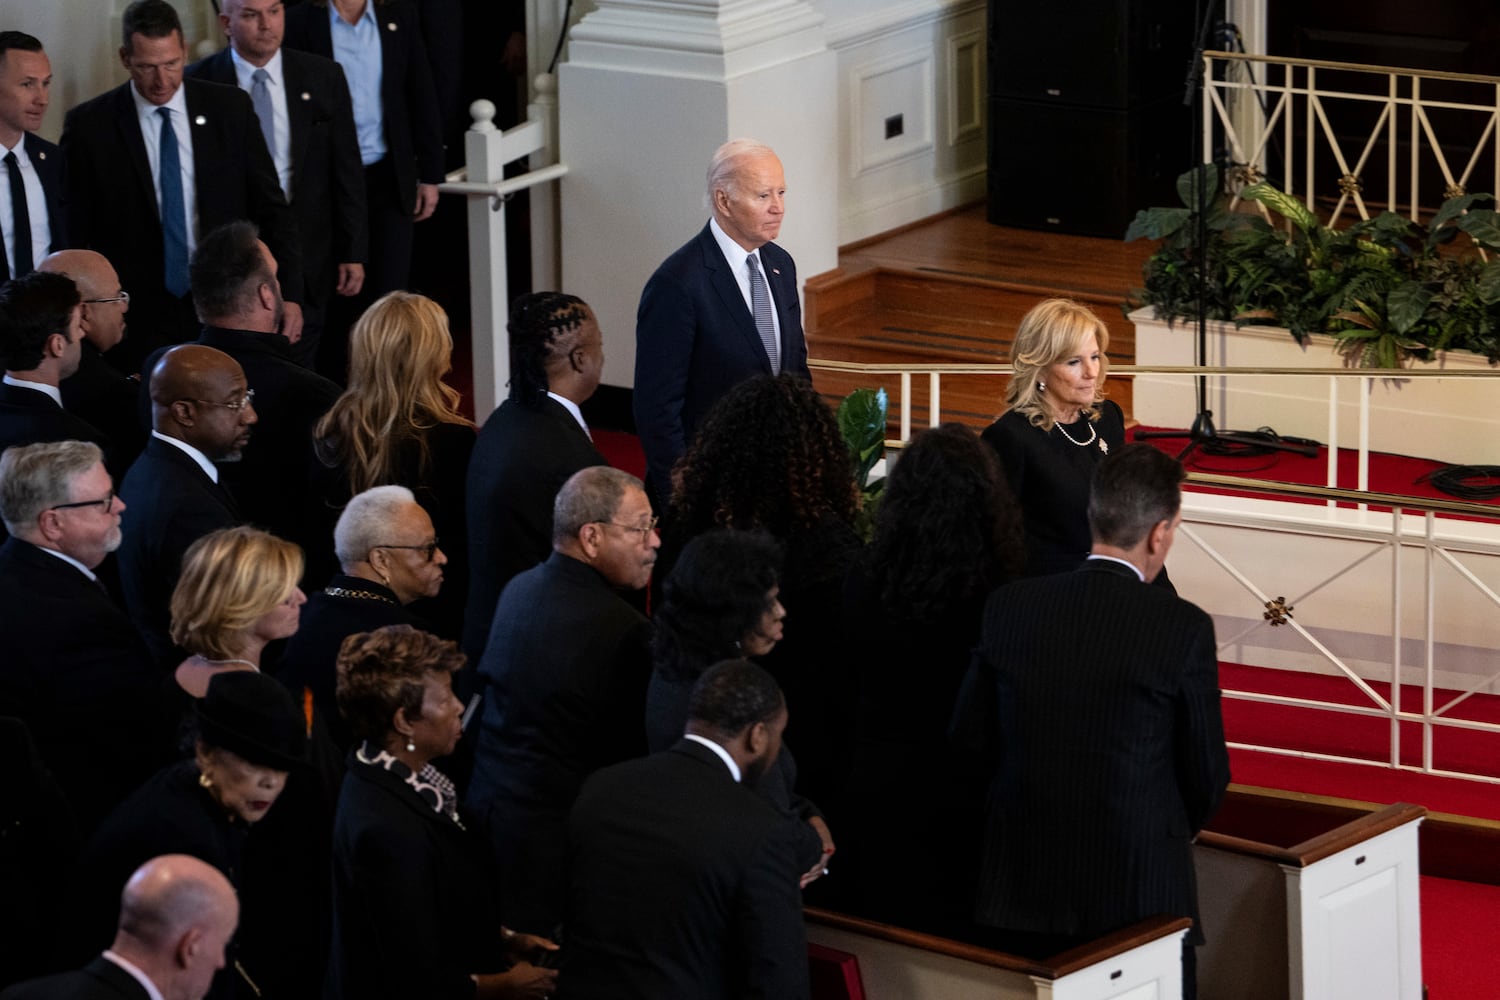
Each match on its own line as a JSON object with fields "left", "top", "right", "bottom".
{"left": 662, "top": 373, "right": 862, "bottom": 813}
{"left": 647, "top": 529, "right": 833, "bottom": 888}
{"left": 841, "top": 422, "right": 1025, "bottom": 937}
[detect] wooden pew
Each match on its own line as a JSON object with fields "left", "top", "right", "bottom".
{"left": 805, "top": 907, "right": 1190, "bottom": 1000}
{"left": 1194, "top": 793, "right": 1426, "bottom": 1000}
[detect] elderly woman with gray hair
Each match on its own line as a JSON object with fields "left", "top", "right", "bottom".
{"left": 277, "top": 484, "right": 450, "bottom": 753}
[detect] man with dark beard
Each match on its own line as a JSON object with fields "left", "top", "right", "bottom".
{"left": 560, "top": 659, "right": 810, "bottom": 1000}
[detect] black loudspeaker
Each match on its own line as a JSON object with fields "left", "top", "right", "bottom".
{"left": 988, "top": 0, "right": 1202, "bottom": 108}
{"left": 986, "top": 95, "right": 1190, "bottom": 238}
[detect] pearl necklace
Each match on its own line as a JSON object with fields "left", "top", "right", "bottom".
{"left": 1054, "top": 416, "right": 1098, "bottom": 448}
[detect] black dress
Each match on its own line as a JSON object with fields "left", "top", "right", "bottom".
{"left": 981, "top": 400, "right": 1125, "bottom": 577}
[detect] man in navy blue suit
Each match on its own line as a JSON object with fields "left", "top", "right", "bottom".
{"left": 633, "top": 139, "right": 810, "bottom": 508}
{"left": 0, "top": 32, "right": 65, "bottom": 282}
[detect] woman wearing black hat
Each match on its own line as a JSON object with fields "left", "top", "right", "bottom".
{"left": 71, "top": 670, "right": 306, "bottom": 1000}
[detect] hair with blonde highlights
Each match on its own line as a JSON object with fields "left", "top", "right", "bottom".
{"left": 335, "top": 624, "right": 465, "bottom": 745}
{"left": 1003, "top": 298, "right": 1111, "bottom": 432}
{"left": 170, "top": 526, "right": 304, "bottom": 660}
{"left": 314, "top": 292, "right": 472, "bottom": 494}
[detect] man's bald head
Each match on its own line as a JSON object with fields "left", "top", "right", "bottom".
{"left": 39, "top": 249, "right": 129, "bottom": 353}
{"left": 113, "top": 855, "right": 238, "bottom": 1000}
{"left": 149, "top": 345, "right": 257, "bottom": 460}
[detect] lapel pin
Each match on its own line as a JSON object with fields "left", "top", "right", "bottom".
{"left": 195, "top": 115, "right": 207, "bottom": 125}
{"left": 301, "top": 92, "right": 311, "bottom": 101}
{"left": 772, "top": 267, "right": 781, "bottom": 275}
{"left": 387, "top": 22, "right": 397, "bottom": 31}
{"left": 37, "top": 150, "right": 46, "bottom": 160}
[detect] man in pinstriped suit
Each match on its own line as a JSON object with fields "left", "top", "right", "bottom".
{"left": 952, "top": 443, "right": 1229, "bottom": 997}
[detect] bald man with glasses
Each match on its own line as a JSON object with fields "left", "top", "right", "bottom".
{"left": 0, "top": 439, "right": 167, "bottom": 836}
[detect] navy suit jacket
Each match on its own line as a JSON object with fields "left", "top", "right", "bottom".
{"left": 633, "top": 223, "right": 809, "bottom": 495}
{"left": 117, "top": 437, "right": 242, "bottom": 668}
{"left": 186, "top": 46, "right": 368, "bottom": 314}
{"left": 60, "top": 78, "right": 304, "bottom": 355}
{"left": 952, "top": 558, "right": 1230, "bottom": 944}
{"left": 0, "top": 381, "right": 117, "bottom": 479}
{"left": 0, "top": 956, "right": 151, "bottom": 1000}
{"left": 0, "top": 131, "right": 66, "bottom": 281}
{"left": 283, "top": 0, "right": 445, "bottom": 205}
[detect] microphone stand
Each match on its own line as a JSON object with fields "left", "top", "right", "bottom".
{"left": 1134, "top": 2, "right": 1317, "bottom": 461}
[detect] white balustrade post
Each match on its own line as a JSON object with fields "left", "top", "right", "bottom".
{"left": 463, "top": 99, "right": 509, "bottom": 418}
{"left": 529, "top": 72, "right": 561, "bottom": 291}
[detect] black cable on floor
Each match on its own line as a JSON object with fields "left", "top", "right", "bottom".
{"left": 1417, "top": 466, "right": 1500, "bottom": 500}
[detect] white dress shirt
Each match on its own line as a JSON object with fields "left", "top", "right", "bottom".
{"left": 709, "top": 216, "right": 782, "bottom": 351}
{"left": 3, "top": 373, "right": 61, "bottom": 406}
{"left": 131, "top": 82, "right": 200, "bottom": 259}
{"left": 151, "top": 429, "right": 219, "bottom": 484}
{"left": 546, "top": 391, "right": 591, "bottom": 439}
{"left": 683, "top": 733, "right": 741, "bottom": 782}
{"left": 230, "top": 47, "right": 294, "bottom": 201}
{"left": 0, "top": 137, "right": 53, "bottom": 271}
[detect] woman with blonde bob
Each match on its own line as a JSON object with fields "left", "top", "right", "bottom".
{"left": 311, "top": 291, "right": 475, "bottom": 636}
{"left": 982, "top": 298, "right": 1125, "bottom": 577}
{"left": 170, "top": 525, "right": 307, "bottom": 698}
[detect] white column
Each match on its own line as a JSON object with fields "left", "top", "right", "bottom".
{"left": 558, "top": 0, "right": 838, "bottom": 390}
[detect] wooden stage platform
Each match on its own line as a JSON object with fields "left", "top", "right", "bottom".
{"left": 805, "top": 202, "right": 1157, "bottom": 429}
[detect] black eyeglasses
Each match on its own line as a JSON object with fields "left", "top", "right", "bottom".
{"left": 84, "top": 290, "right": 130, "bottom": 305}
{"left": 375, "top": 539, "right": 441, "bottom": 562}
{"left": 49, "top": 490, "right": 115, "bottom": 512}
{"left": 181, "top": 389, "right": 256, "bottom": 412}
{"left": 595, "top": 516, "right": 659, "bottom": 542}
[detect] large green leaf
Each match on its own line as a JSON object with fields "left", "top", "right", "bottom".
{"left": 1477, "top": 260, "right": 1500, "bottom": 305}
{"left": 1386, "top": 281, "right": 1431, "bottom": 335}
{"left": 837, "top": 387, "right": 887, "bottom": 490}
{"left": 1241, "top": 182, "right": 1321, "bottom": 232}
{"left": 1429, "top": 192, "right": 1494, "bottom": 232}
{"left": 1455, "top": 209, "right": 1500, "bottom": 248}
{"left": 1175, "top": 163, "right": 1220, "bottom": 210}
{"left": 1125, "top": 207, "right": 1192, "bottom": 242}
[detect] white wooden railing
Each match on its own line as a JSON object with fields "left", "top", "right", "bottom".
{"left": 810, "top": 359, "right": 1500, "bottom": 784}
{"left": 1202, "top": 49, "right": 1500, "bottom": 224}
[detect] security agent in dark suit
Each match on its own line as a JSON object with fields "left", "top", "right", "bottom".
{"left": 283, "top": 0, "right": 443, "bottom": 377}
{"left": 562, "top": 659, "right": 811, "bottom": 1000}
{"left": 187, "top": 0, "right": 368, "bottom": 370}
{"left": 118, "top": 345, "right": 254, "bottom": 668}
{"left": 0, "top": 33, "right": 65, "bottom": 283}
{"left": 1, "top": 853, "right": 239, "bottom": 1000}
{"left": 462, "top": 291, "right": 607, "bottom": 659}
{"left": 634, "top": 139, "right": 811, "bottom": 509}
{"left": 952, "top": 443, "right": 1230, "bottom": 997}
{"left": 45, "top": 251, "right": 148, "bottom": 469}
{"left": 0, "top": 270, "right": 117, "bottom": 481}
{"left": 0, "top": 441, "right": 166, "bottom": 839}
{"left": 139, "top": 220, "right": 340, "bottom": 545}
{"left": 466, "top": 466, "right": 658, "bottom": 936}
{"left": 61, "top": 1, "right": 305, "bottom": 375}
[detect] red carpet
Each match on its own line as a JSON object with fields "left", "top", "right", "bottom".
{"left": 1133, "top": 425, "right": 1500, "bottom": 520}
{"left": 1420, "top": 876, "right": 1500, "bottom": 997}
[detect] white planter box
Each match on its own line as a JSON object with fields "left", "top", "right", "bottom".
{"left": 1130, "top": 308, "right": 1500, "bottom": 465}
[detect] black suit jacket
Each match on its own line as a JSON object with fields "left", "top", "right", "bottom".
{"left": 952, "top": 558, "right": 1230, "bottom": 943}
{"left": 327, "top": 758, "right": 505, "bottom": 1000}
{"left": 0, "top": 956, "right": 151, "bottom": 1000}
{"left": 186, "top": 47, "right": 368, "bottom": 317}
{"left": 465, "top": 551, "right": 652, "bottom": 934}
{"left": 561, "top": 740, "right": 811, "bottom": 1000}
{"left": 283, "top": 0, "right": 445, "bottom": 205}
{"left": 0, "top": 132, "right": 66, "bottom": 281}
{"left": 461, "top": 396, "right": 606, "bottom": 657}
{"left": 141, "top": 326, "right": 340, "bottom": 544}
{"left": 634, "top": 223, "right": 809, "bottom": 495}
{"left": 0, "top": 381, "right": 115, "bottom": 472}
{"left": 0, "top": 538, "right": 166, "bottom": 836}
{"left": 60, "top": 346, "right": 145, "bottom": 471}
{"left": 60, "top": 79, "right": 304, "bottom": 359}
{"left": 117, "top": 437, "right": 242, "bottom": 667}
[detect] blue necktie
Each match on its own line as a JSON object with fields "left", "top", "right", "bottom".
{"left": 250, "top": 68, "right": 277, "bottom": 160}
{"left": 158, "top": 107, "right": 190, "bottom": 298}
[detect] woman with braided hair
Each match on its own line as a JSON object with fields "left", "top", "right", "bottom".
{"left": 461, "top": 291, "right": 608, "bottom": 659}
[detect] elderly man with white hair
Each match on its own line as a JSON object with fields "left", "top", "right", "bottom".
{"left": 276, "top": 483, "right": 448, "bottom": 751}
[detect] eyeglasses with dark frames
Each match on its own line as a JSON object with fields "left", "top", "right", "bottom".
{"left": 595, "top": 516, "right": 659, "bottom": 542}
{"left": 83, "top": 291, "right": 130, "bottom": 305}
{"left": 374, "top": 539, "right": 442, "bottom": 562}
{"left": 48, "top": 490, "right": 116, "bottom": 512}
{"left": 180, "top": 389, "right": 256, "bottom": 412}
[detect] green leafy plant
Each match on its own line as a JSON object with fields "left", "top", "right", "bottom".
{"left": 836, "top": 387, "right": 887, "bottom": 540}
{"left": 1127, "top": 166, "right": 1500, "bottom": 367}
